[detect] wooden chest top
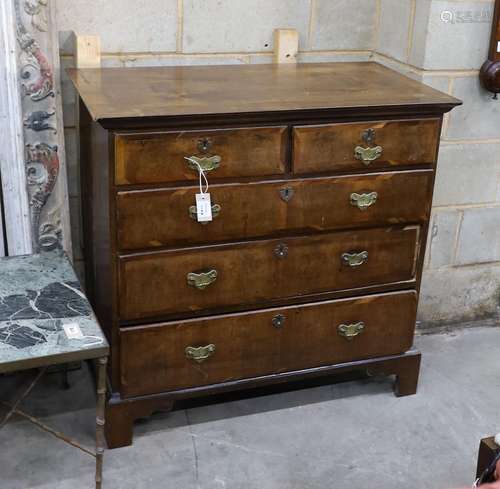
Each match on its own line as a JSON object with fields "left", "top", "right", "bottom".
{"left": 68, "top": 62, "right": 460, "bottom": 122}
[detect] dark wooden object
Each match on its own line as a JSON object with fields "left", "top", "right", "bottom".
{"left": 116, "top": 170, "right": 433, "bottom": 250}
{"left": 477, "top": 437, "right": 500, "bottom": 479}
{"left": 115, "top": 126, "right": 288, "bottom": 185}
{"left": 480, "top": 0, "right": 500, "bottom": 97}
{"left": 119, "top": 229, "right": 420, "bottom": 320}
{"left": 69, "top": 62, "right": 460, "bottom": 448}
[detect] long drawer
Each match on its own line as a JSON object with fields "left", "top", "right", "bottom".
{"left": 119, "top": 291, "right": 417, "bottom": 397}
{"left": 116, "top": 170, "right": 433, "bottom": 250}
{"left": 115, "top": 126, "right": 288, "bottom": 185}
{"left": 118, "top": 226, "right": 420, "bottom": 321}
{"left": 292, "top": 119, "right": 440, "bottom": 174}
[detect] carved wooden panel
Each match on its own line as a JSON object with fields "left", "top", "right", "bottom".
{"left": 12, "top": 0, "right": 71, "bottom": 253}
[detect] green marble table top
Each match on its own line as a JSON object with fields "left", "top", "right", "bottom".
{"left": 0, "top": 252, "right": 108, "bottom": 373}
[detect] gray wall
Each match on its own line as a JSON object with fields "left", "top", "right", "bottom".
{"left": 373, "top": 0, "right": 500, "bottom": 326}
{"left": 56, "top": 0, "right": 500, "bottom": 327}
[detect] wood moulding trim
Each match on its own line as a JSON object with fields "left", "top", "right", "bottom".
{"left": 112, "top": 349, "right": 422, "bottom": 404}
{"left": 104, "top": 349, "right": 421, "bottom": 448}
{"left": 97, "top": 105, "right": 458, "bottom": 131}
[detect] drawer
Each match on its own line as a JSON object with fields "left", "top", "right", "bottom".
{"left": 293, "top": 119, "right": 440, "bottom": 174}
{"left": 114, "top": 126, "right": 288, "bottom": 185}
{"left": 119, "top": 290, "right": 417, "bottom": 397}
{"left": 116, "top": 170, "right": 433, "bottom": 250}
{"left": 118, "top": 226, "right": 420, "bottom": 321}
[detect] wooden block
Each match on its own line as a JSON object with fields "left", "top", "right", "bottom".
{"left": 75, "top": 35, "right": 101, "bottom": 69}
{"left": 273, "top": 29, "right": 298, "bottom": 64}
{"left": 477, "top": 436, "right": 500, "bottom": 478}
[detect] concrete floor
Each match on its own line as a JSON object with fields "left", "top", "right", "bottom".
{"left": 1, "top": 326, "right": 500, "bottom": 489}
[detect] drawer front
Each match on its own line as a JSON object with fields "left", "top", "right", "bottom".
{"left": 115, "top": 126, "right": 287, "bottom": 185}
{"left": 119, "top": 227, "right": 420, "bottom": 320}
{"left": 116, "top": 170, "right": 433, "bottom": 250}
{"left": 120, "top": 291, "right": 417, "bottom": 397}
{"left": 293, "top": 119, "right": 440, "bottom": 174}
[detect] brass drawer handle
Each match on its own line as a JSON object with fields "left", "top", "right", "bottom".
{"left": 187, "top": 269, "right": 218, "bottom": 290}
{"left": 354, "top": 128, "right": 383, "bottom": 165}
{"left": 354, "top": 145, "right": 383, "bottom": 165}
{"left": 342, "top": 251, "right": 368, "bottom": 267}
{"left": 185, "top": 344, "right": 216, "bottom": 363}
{"left": 338, "top": 322, "right": 365, "bottom": 341}
{"left": 186, "top": 155, "right": 221, "bottom": 173}
{"left": 188, "top": 203, "right": 221, "bottom": 223}
{"left": 350, "top": 192, "right": 378, "bottom": 210}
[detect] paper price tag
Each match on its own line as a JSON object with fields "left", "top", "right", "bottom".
{"left": 63, "top": 322, "right": 84, "bottom": 339}
{"left": 195, "top": 193, "right": 212, "bottom": 222}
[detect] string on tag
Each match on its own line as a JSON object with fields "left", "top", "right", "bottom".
{"left": 184, "top": 157, "right": 209, "bottom": 194}
{"left": 63, "top": 322, "right": 105, "bottom": 348}
{"left": 82, "top": 336, "right": 105, "bottom": 348}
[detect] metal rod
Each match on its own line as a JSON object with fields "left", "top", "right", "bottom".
{"left": 95, "top": 357, "right": 107, "bottom": 489}
{"left": 0, "top": 367, "right": 46, "bottom": 428}
{"left": 0, "top": 401, "right": 96, "bottom": 458}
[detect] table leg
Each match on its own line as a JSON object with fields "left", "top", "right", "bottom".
{"left": 95, "top": 357, "right": 107, "bottom": 489}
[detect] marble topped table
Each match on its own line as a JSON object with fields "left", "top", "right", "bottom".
{"left": 0, "top": 252, "right": 108, "bottom": 372}
{"left": 0, "top": 252, "right": 109, "bottom": 489}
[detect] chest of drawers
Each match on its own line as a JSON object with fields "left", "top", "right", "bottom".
{"left": 70, "top": 62, "right": 460, "bottom": 448}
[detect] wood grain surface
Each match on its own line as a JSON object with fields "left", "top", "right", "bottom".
{"left": 68, "top": 62, "right": 461, "bottom": 121}
{"left": 293, "top": 119, "right": 440, "bottom": 174}
{"left": 118, "top": 226, "right": 420, "bottom": 320}
{"left": 119, "top": 291, "right": 417, "bottom": 397}
{"left": 116, "top": 170, "right": 433, "bottom": 250}
{"left": 115, "top": 126, "right": 287, "bottom": 185}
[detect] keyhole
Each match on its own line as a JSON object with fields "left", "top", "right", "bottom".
{"left": 274, "top": 243, "right": 289, "bottom": 259}
{"left": 279, "top": 186, "right": 294, "bottom": 202}
{"left": 197, "top": 138, "right": 212, "bottom": 153}
{"left": 362, "top": 128, "right": 376, "bottom": 145}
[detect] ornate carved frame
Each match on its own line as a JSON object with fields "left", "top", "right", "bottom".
{"left": 0, "top": 0, "right": 70, "bottom": 256}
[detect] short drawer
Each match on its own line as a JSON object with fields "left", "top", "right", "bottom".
{"left": 118, "top": 226, "right": 420, "bottom": 321}
{"left": 292, "top": 119, "right": 440, "bottom": 174}
{"left": 114, "top": 126, "right": 287, "bottom": 185}
{"left": 119, "top": 291, "right": 417, "bottom": 397}
{"left": 116, "top": 170, "right": 433, "bottom": 250}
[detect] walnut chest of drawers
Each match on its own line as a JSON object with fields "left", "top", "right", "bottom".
{"left": 69, "top": 62, "right": 460, "bottom": 448}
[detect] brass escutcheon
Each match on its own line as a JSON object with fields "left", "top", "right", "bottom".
{"left": 197, "top": 137, "right": 213, "bottom": 153}
{"left": 185, "top": 155, "right": 221, "bottom": 172}
{"left": 350, "top": 192, "right": 378, "bottom": 210}
{"left": 272, "top": 314, "right": 286, "bottom": 328}
{"left": 187, "top": 269, "right": 218, "bottom": 290}
{"left": 274, "top": 243, "right": 289, "bottom": 259}
{"left": 354, "top": 128, "right": 383, "bottom": 165}
{"left": 188, "top": 203, "right": 221, "bottom": 224}
{"left": 362, "top": 128, "right": 376, "bottom": 145}
{"left": 279, "top": 187, "right": 294, "bottom": 202}
{"left": 341, "top": 251, "right": 369, "bottom": 267}
{"left": 185, "top": 344, "right": 216, "bottom": 363}
{"left": 338, "top": 322, "right": 365, "bottom": 340}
